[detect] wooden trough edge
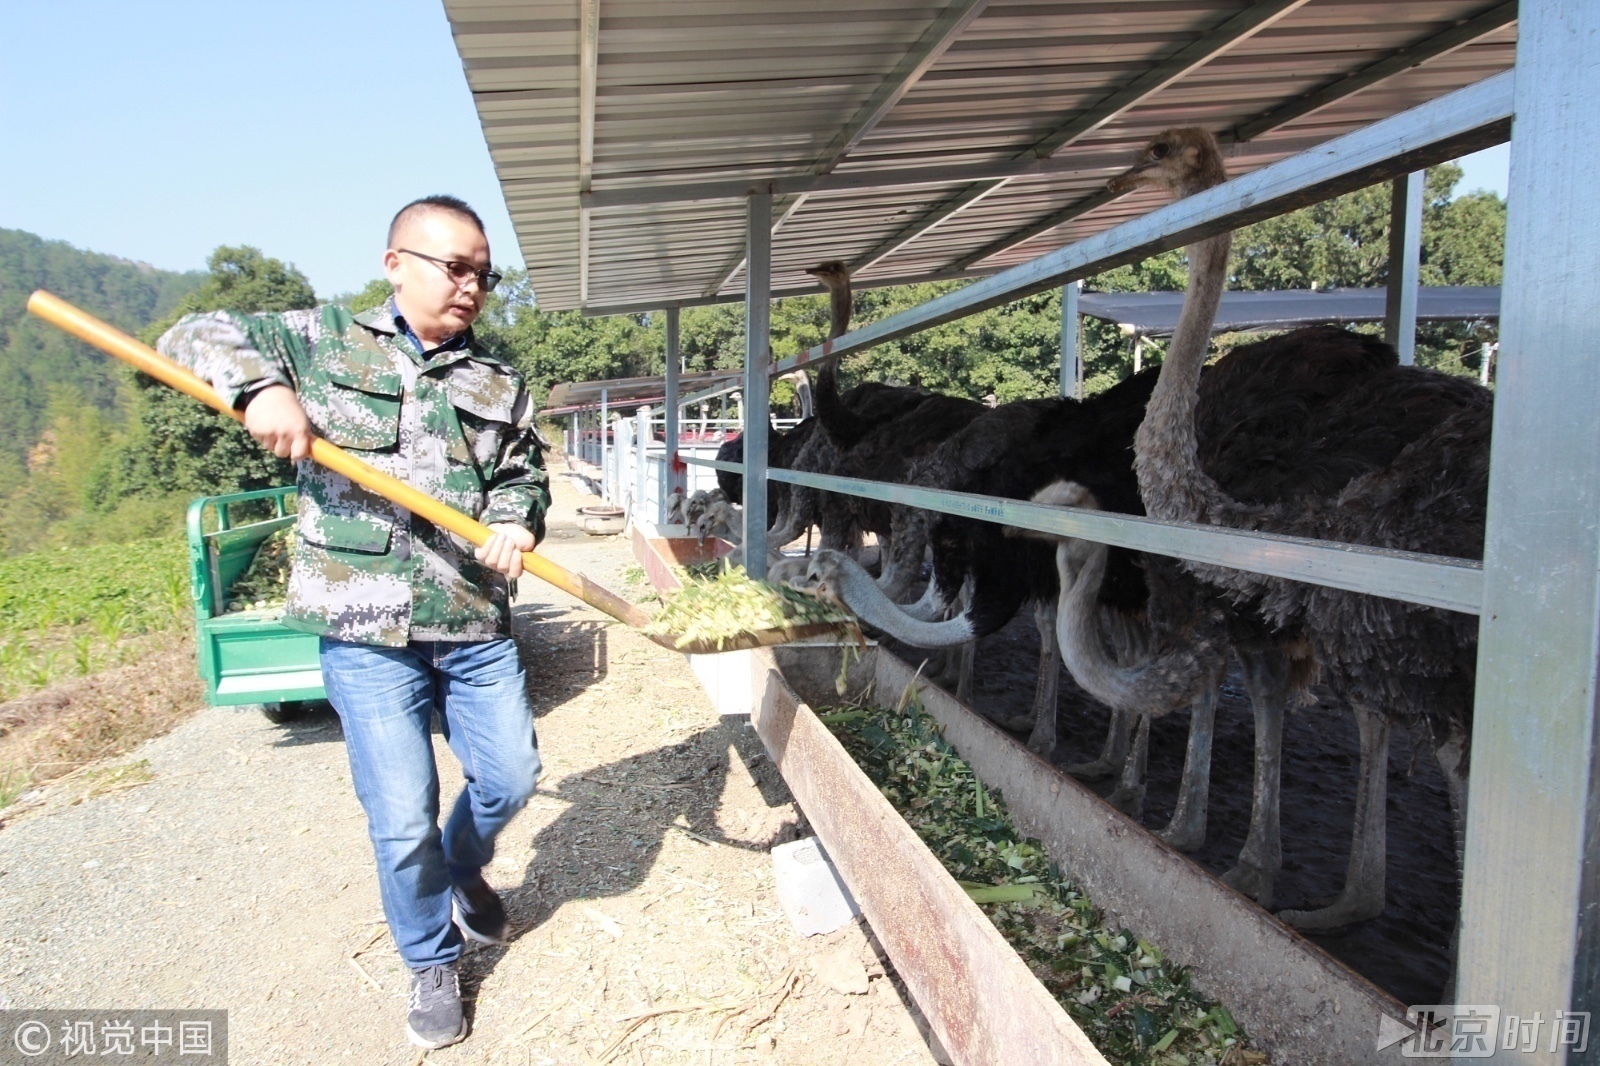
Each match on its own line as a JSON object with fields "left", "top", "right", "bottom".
{"left": 633, "top": 525, "right": 1103, "bottom": 1065}
{"left": 631, "top": 528, "right": 1435, "bottom": 1065}
{"left": 781, "top": 647, "right": 1441, "bottom": 1066}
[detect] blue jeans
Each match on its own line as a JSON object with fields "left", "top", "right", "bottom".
{"left": 320, "top": 637, "right": 541, "bottom": 969}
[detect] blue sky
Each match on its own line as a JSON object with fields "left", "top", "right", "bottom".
{"left": 1, "top": 3, "right": 1511, "bottom": 298}
{"left": 0, "top": 0, "right": 522, "bottom": 298}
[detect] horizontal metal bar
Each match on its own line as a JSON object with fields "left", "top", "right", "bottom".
{"left": 767, "top": 468, "right": 1484, "bottom": 615}
{"left": 578, "top": 153, "right": 1124, "bottom": 210}
{"left": 770, "top": 69, "right": 1513, "bottom": 376}
{"left": 675, "top": 380, "right": 744, "bottom": 408}
{"left": 1229, "top": 0, "right": 1518, "bottom": 144}
{"left": 681, "top": 455, "right": 743, "bottom": 474}
{"left": 582, "top": 266, "right": 994, "bottom": 318}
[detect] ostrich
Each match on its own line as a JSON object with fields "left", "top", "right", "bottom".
{"left": 1038, "top": 128, "right": 1490, "bottom": 932}
{"left": 763, "top": 264, "right": 929, "bottom": 554}
{"left": 805, "top": 323, "right": 1397, "bottom": 887}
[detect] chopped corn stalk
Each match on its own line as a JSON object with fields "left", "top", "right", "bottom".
{"left": 643, "top": 566, "right": 854, "bottom": 650}
{"left": 226, "top": 527, "right": 292, "bottom": 612}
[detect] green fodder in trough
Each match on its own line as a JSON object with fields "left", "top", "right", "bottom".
{"left": 821, "top": 699, "right": 1264, "bottom": 1066}
{"left": 642, "top": 566, "right": 853, "bottom": 650}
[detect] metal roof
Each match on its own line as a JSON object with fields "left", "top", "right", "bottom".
{"left": 446, "top": 0, "right": 1515, "bottom": 314}
{"left": 1080, "top": 284, "right": 1501, "bottom": 336}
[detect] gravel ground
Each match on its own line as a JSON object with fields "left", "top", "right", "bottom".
{"left": 0, "top": 461, "right": 942, "bottom": 1066}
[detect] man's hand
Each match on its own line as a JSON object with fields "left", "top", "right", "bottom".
{"left": 476, "top": 523, "right": 536, "bottom": 579}
{"left": 244, "top": 385, "right": 316, "bottom": 461}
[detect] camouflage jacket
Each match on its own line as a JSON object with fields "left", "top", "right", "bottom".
{"left": 159, "top": 300, "right": 550, "bottom": 648}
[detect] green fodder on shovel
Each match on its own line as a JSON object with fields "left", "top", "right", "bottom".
{"left": 643, "top": 566, "right": 854, "bottom": 650}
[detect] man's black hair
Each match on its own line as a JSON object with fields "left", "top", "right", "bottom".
{"left": 388, "top": 195, "right": 487, "bottom": 247}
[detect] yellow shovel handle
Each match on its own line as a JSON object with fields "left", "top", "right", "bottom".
{"left": 26, "top": 290, "right": 655, "bottom": 634}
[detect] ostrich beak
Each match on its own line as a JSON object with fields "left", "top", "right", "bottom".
{"left": 1107, "top": 161, "right": 1158, "bottom": 195}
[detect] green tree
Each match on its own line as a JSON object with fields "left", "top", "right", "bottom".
{"left": 103, "top": 246, "right": 318, "bottom": 502}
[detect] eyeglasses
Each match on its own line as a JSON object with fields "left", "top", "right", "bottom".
{"left": 395, "top": 249, "right": 503, "bottom": 293}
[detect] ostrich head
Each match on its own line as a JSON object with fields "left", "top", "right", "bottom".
{"left": 1026, "top": 480, "right": 1104, "bottom": 582}
{"left": 693, "top": 499, "right": 739, "bottom": 544}
{"left": 1107, "top": 128, "right": 1228, "bottom": 199}
{"left": 799, "top": 548, "right": 852, "bottom": 599}
{"left": 804, "top": 261, "right": 854, "bottom": 341}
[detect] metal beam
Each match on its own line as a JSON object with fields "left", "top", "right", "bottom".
{"left": 846, "top": 0, "right": 1309, "bottom": 274}
{"left": 584, "top": 265, "right": 996, "bottom": 319}
{"left": 663, "top": 307, "right": 683, "bottom": 510}
{"left": 681, "top": 455, "right": 744, "bottom": 475}
{"left": 1025, "top": 0, "right": 1313, "bottom": 159}
{"left": 1459, "top": 0, "right": 1600, "bottom": 1036}
{"left": 770, "top": 70, "right": 1513, "bottom": 376}
{"left": 767, "top": 467, "right": 1483, "bottom": 614}
{"left": 578, "top": 135, "right": 1335, "bottom": 210}
{"left": 577, "top": 0, "right": 599, "bottom": 305}
{"left": 957, "top": 0, "right": 1515, "bottom": 273}
{"left": 813, "top": 0, "right": 989, "bottom": 175}
{"left": 742, "top": 193, "right": 772, "bottom": 578}
{"left": 1384, "top": 171, "right": 1425, "bottom": 364}
{"left": 850, "top": 180, "right": 1006, "bottom": 274}
{"left": 703, "top": 193, "right": 808, "bottom": 297}
{"left": 1228, "top": 0, "right": 1518, "bottom": 144}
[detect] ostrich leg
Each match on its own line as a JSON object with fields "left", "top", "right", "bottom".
{"left": 1220, "top": 649, "right": 1289, "bottom": 906}
{"left": 1025, "top": 601, "right": 1062, "bottom": 755}
{"left": 1104, "top": 712, "right": 1150, "bottom": 818}
{"left": 1155, "top": 686, "right": 1217, "bottom": 851}
{"left": 1278, "top": 702, "right": 1390, "bottom": 930}
{"left": 1433, "top": 718, "right": 1469, "bottom": 1002}
{"left": 1068, "top": 708, "right": 1135, "bottom": 780}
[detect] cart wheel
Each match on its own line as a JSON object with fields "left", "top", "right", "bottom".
{"left": 261, "top": 701, "right": 306, "bottom": 724}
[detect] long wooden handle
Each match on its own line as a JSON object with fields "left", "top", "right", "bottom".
{"left": 27, "top": 290, "right": 656, "bottom": 634}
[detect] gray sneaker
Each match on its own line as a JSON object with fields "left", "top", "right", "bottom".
{"left": 406, "top": 964, "right": 466, "bottom": 1049}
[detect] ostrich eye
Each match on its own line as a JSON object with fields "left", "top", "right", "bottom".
{"left": 1150, "top": 142, "right": 1170, "bottom": 160}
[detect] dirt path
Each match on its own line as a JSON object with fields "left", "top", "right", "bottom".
{"left": 0, "top": 463, "right": 942, "bottom": 1066}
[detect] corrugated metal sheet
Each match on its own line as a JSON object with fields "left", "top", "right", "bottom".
{"left": 445, "top": 0, "right": 1515, "bottom": 313}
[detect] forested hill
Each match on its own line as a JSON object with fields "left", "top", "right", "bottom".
{"left": 0, "top": 228, "right": 205, "bottom": 466}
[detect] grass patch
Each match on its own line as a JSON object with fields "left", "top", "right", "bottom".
{"left": 0, "top": 535, "right": 190, "bottom": 701}
{"left": 822, "top": 697, "right": 1265, "bottom": 1066}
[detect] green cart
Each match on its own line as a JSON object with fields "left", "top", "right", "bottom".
{"left": 186, "top": 486, "right": 326, "bottom": 723}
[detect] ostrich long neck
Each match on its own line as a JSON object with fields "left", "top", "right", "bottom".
{"left": 1052, "top": 542, "right": 1216, "bottom": 716}
{"left": 822, "top": 552, "right": 976, "bottom": 647}
{"left": 1133, "top": 229, "right": 1235, "bottom": 524}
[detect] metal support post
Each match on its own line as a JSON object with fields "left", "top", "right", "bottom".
{"left": 599, "top": 386, "right": 610, "bottom": 502}
{"left": 742, "top": 193, "right": 772, "bottom": 577}
{"left": 1385, "top": 170, "right": 1424, "bottom": 365}
{"left": 1132, "top": 334, "right": 1144, "bottom": 375}
{"left": 1059, "top": 281, "right": 1081, "bottom": 399}
{"left": 635, "top": 406, "right": 650, "bottom": 518}
{"left": 663, "top": 307, "right": 684, "bottom": 519}
{"left": 1458, "top": 0, "right": 1600, "bottom": 1050}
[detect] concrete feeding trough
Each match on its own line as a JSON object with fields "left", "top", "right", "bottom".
{"left": 629, "top": 528, "right": 1440, "bottom": 1065}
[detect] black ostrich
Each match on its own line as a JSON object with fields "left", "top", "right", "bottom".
{"left": 1035, "top": 128, "right": 1490, "bottom": 936}
{"left": 807, "top": 323, "right": 1442, "bottom": 904}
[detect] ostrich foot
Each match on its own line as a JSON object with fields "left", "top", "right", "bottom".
{"left": 1065, "top": 756, "right": 1120, "bottom": 780}
{"left": 1220, "top": 861, "right": 1277, "bottom": 909}
{"left": 1276, "top": 889, "right": 1385, "bottom": 932}
{"left": 996, "top": 714, "right": 1035, "bottom": 733}
{"left": 1105, "top": 780, "right": 1146, "bottom": 819}
{"left": 1155, "top": 809, "right": 1206, "bottom": 852}
{"left": 1067, "top": 708, "right": 1135, "bottom": 780}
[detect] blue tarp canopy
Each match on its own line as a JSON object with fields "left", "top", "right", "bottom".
{"left": 1078, "top": 286, "right": 1500, "bottom": 338}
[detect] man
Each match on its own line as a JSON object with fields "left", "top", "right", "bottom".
{"left": 159, "top": 196, "right": 548, "bottom": 1050}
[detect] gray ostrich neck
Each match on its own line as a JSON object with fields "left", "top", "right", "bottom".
{"left": 1133, "top": 229, "right": 1234, "bottom": 524}
{"left": 828, "top": 285, "right": 851, "bottom": 340}
{"left": 1053, "top": 542, "right": 1213, "bottom": 715}
{"left": 826, "top": 553, "right": 975, "bottom": 647}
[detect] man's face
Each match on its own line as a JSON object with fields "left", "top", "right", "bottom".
{"left": 382, "top": 210, "right": 492, "bottom": 341}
